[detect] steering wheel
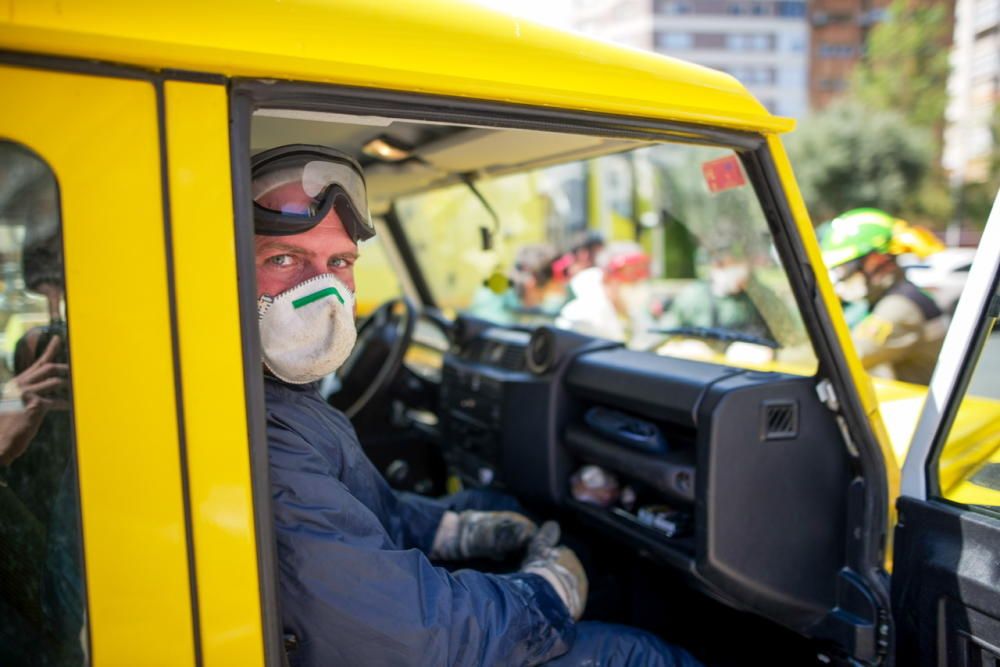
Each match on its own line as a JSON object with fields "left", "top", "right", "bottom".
{"left": 328, "top": 296, "right": 416, "bottom": 419}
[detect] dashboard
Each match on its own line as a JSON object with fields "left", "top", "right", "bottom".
{"left": 403, "top": 318, "right": 450, "bottom": 383}
{"left": 436, "top": 318, "right": 856, "bottom": 632}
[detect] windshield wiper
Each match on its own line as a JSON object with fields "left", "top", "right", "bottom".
{"left": 648, "top": 326, "right": 779, "bottom": 349}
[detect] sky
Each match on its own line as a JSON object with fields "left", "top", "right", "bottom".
{"left": 469, "top": 0, "right": 574, "bottom": 28}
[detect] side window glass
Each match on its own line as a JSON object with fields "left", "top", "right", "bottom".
{"left": 935, "top": 278, "right": 1000, "bottom": 506}
{"left": 0, "top": 142, "right": 86, "bottom": 664}
{"left": 353, "top": 226, "right": 401, "bottom": 317}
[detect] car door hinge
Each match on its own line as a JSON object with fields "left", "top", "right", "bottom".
{"left": 816, "top": 379, "right": 860, "bottom": 458}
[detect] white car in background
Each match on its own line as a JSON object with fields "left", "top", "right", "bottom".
{"left": 901, "top": 247, "right": 978, "bottom": 314}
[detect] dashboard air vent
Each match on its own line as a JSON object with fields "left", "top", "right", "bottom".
{"left": 498, "top": 343, "right": 526, "bottom": 371}
{"left": 527, "top": 327, "right": 556, "bottom": 374}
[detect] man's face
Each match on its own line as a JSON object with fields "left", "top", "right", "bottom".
{"left": 708, "top": 257, "right": 750, "bottom": 297}
{"left": 254, "top": 181, "right": 359, "bottom": 298}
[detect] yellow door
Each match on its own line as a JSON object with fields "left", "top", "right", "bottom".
{"left": 0, "top": 63, "right": 195, "bottom": 664}
{"left": 162, "top": 79, "right": 266, "bottom": 666}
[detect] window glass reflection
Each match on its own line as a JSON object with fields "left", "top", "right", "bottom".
{"left": 0, "top": 141, "right": 86, "bottom": 666}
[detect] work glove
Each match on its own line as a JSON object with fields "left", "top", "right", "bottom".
{"left": 520, "top": 521, "right": 588, "bottom": 620}
{"left": 431, "top": 510, "right": 537, "bottom": 561}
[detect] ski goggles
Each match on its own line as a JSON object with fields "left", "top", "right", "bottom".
{"left": 251, "top": 144, "right": 375, "bottom": 242}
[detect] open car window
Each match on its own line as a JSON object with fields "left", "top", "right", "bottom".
{"left": 395, "top": 140, "right": 817, "bottom": 375}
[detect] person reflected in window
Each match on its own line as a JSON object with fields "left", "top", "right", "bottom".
{"left": 0, "top": 190, "right": 81, "bottom": 666}
{"left": 0, "top": 335, "right": 68, "bottom": 468}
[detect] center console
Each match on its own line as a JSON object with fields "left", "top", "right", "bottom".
{"left": 439, "top": 327, "right": 551, "bottom": 494}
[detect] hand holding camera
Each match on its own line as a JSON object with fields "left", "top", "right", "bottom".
{"left": 0, "top": 334, "right": 70, "bottom": 466}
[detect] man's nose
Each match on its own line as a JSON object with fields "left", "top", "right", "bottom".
{"left": 303, "top": 261, "right": 353, "bottom": 293}
{"left": 302, "top": 260, "right": 331, "bottom": 282}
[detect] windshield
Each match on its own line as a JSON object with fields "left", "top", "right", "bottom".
{"left": 397, "top": 141, "right": 817, "bottom": 374}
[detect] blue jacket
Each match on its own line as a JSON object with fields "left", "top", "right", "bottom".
{"left": 265, "top": 378, "right": 574, "bottom": 666}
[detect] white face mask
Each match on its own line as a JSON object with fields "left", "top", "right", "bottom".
{"left": 833, "top": 270, "right": 868, "bottom": 303}
{"left": 258, "top": 274, "right": 357, "bottom": 384}
{"left": 709, "top": 263, "right": 750, "bottom": 297}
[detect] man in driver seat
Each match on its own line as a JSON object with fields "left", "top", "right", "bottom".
{"left": 252, "top": 144, "right": 700, "bottom": 666}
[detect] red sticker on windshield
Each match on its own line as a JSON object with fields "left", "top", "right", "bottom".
{"left": 702, "top": 155, "right": 746, "bottom": 193}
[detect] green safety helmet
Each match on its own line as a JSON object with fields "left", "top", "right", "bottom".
{"left": 818, "top": 208, "right": 896, "bottom": 269}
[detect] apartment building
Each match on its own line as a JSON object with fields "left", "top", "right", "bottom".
{"left": 571, "top": 0, "right": 810, "bottom": 118}
{"left": 808, "top": 0, "right": 891, "bottom": 109}
{"left": 944, "top": 0, "right": 1000, "bottom": 185}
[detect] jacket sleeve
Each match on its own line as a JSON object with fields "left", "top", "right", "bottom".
{"left": 852, "top": 295, "right": 925, "bottom": 370}
{"left": 269, "top": 425, "right": 575, "bottom": 667}
{"left": 388, "top": 489, "right": 451, "bottom": 553}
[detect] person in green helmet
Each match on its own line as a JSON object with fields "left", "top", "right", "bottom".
{"left": 819, "top": 208, "right": 948, "bottom": 384}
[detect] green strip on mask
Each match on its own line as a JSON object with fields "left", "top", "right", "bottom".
{"left": 292, "top": 286, "right": 345, "bottom": 309}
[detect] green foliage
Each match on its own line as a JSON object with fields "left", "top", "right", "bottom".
{"left": 852, "top": 0, "right": 951, "bottom": 130}
{"left": 788, "top": 0, "right": 957, "bottom": 227}
{"left": 785, "top": 100, "right": 936, "bottom": 223}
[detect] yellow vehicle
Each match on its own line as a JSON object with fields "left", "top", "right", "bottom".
{"left": 0, "top": 1, "right": 998, "bottom": 665}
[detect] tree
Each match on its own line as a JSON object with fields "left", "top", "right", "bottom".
{"left": 840, "top": 0, "right": 956, "bottom": 227}
{"left": 852, "top": 0, "right": 952, "bottom": 132}
{"left": 785, "top": 100, "right": 937, "bottom": 223}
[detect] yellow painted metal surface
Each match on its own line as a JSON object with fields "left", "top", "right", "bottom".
{"left": 0, "top": 65, "right": 196, "bottom": 663}
{"left": 0, "top": 0, "right": 792, "bottom": 134}
{"left": 765, "top": 135, "right": 901, "bottom": 497}
{"left": 164, "top": 81, "right": 265, "bottom": 666}
{"left": 937, "top": 396, "right": 1000, "bottom": 503}
{"left": 870, "top": 377, "right": 1000, "bottom": 501}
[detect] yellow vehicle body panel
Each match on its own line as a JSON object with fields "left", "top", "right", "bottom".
{"left": 0, "top": 0, "right": 793, "bottom": 135}
{"left": 164, "top": 80, "right": 266, "bottom": 667}
{"left": 937, "top": 398, "right": 1000, "bottom": 502}
{"left": 0, "top": 64, "right": 197, "bottom": 663}
{"left": 873, "top": 376, "right": 1000, "bottom": 505}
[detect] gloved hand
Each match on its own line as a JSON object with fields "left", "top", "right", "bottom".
{"left": 431, "top": 510, "right": 537, "bottom": 561}
{"left": 520, "top": 521, "right": 588, "bottom": 620}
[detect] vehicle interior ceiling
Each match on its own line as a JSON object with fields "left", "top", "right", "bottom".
{"left": 250, "top": 109, "right": 866, "bottom": 665}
